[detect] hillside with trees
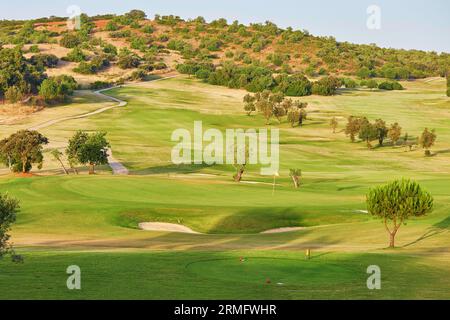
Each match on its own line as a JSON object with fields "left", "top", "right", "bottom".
{"left": 0, "top": 10, "right": 449, "bottom": 106}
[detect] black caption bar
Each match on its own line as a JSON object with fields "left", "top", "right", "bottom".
{"left": 1, "top": 300, "right": 446, "bottom": 319}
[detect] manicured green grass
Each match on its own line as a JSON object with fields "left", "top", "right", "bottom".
{"left": 0, "top": 250, "right": 448, "bottom": 300}
{"left": 2, "top": 173, "right": 448, "bottom": 236}
{"left": 0, "top": 76, "right": 449, "bottom": 299}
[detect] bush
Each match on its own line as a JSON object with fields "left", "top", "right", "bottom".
{"left": 117, "top": 49, "right": 140, "bottom": 69}
{"left": 102, "top": 43, "right": 118, "bottom": 56}
{"left": 5, "top": 86, "right": 24, "bottom": 103}
{"left": 73, "top": 55, "right": 109, "bottom": 74}
{"left": 378, "top": 81, "right": 404, "bottom": 91}
{"left": 89, "top": 81, "right": 114, "bottom": 90}
{"left": 109, "top": 30, "right": 131, "bottom": 38}
{"left": 105, "top": 21, "right": 119, "bottom": 31}
{"left": 130, "top": 21, "right": 140, "bottom": 29}
{"left": 200, "top": 37, "right": 223, "bottom": 51}
{"left": 130, "top": 36, "right": 148, "bottom": 51}
{"left": 28, "top": 45, "right": 40, "bottom": 53}
{"left": 142, "top": 25, "right": 154, "bottom": 34}
{"left": 312, "top": 77, "right": 341, "bottom": 96}
{"left": 154, "top": 62, "right": 167, "bottom": 70}
{"left": 341, "top": 78, "right": 358, "bottom": 89}
{"left": 158, "top": 34, "right": 170, "bottom": 42}
{"left": 167, "top": 39, "right": 188, "bottom": 51}
{"left": 275, "top": 74, "right": 312, "bottom": 96}
{"left": 39, "top": 75, "right": 77, "bottom": 103}
{"left": 366, "top": 79, "right": 378, "bottom": 89}
{"left": 176, "top": 61, "right": 215, "bottom": 75}
{"left": 29, "top": 53, "right": 59, "bottom": 68}
{"left": 59, "top": 33, "right": 82, "bottom": 48}
{"left": 129, "top": 69, "right": 147, "bottom": 81}
{"left": 64, "top": 47, "right": 86, "bottom": 62}
{"left": 73, "top": 61, "right": 96, "bottom": 74}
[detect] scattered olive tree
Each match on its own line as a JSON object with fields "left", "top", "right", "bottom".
{"left": 345, "top": 116, "right": 364, "bottom": 142}
{"left": 358, "top": 118, "right": 377, "bottom": 148}
{"left": 330, "top": 117, "right": 338, "bottom": 133}
{"left": 419, "top": 128, "right": 437, "bottom": 156}
{"left": 388, "top": 122, "right": 402, "bottom": 146}
{"left": 289, "top": 169, "right": 301, "bottom": 188}
{"left": 367, "top": 179, "right": 433, "bottom": 248}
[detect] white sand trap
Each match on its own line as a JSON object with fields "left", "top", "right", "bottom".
{"left": 261, "top": 227, "right": 305, "bottom": 234}
{"left": 138, "top": 222, "right": 200, "bottom": 234}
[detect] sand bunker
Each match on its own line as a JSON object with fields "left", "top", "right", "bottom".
{"left": 138, "top": 222, "right": 305, "bottom": 235}
{"left": 138, "top": 222, "right": 200, "bottom": 234}
{"left": 260, "top": 227, "right": 305, "bottom": 234}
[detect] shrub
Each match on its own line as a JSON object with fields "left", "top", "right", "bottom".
{"left": 158, "top": 34, "right": 170, "bottom": 42}
{"left": 154, "top": 62, "right": 167, "bottom": 70}
{"left": 102, "top": 43, "right": 118, "bottom": 56}
{"left": 142, "top": 25, "right": 154, "bottom": 34}
{"left": 64, "top": 47, "right": 86, "bottom": 62}
{"left": 130, "top": 21, "right": 140, "bottom": 29}
{"left": 312, "top": 76, "right": 341, "bottom": 96}
{"left": 130, "top": 36, "right": 148, "bottom": 51}
{"left": 109, "top": 30, "right": 131, "bottom": 38}
{"left": 105, "top": 21, "right": 119, "bottom": 31}
{"left": 73, "top": 61, "right": 96, "bottom": 74}
{"left": 73, "top": 55, "right": 109, "bottom": 74}
{"left": 39, "top": 75, "right": 77, "bottom": 103}
{"left": 341, "top": 78, "right": 358, "bottom": 88}
{"left": 129, "top": 69, "right": 147, "bottom": 81}
{"left": 378, "top": 81, "right": 403, "bottom": 91}
{"left": 89, "top": 81, "right": 113, "bottom": 90}
{"left": 28, "top": 45, "right": 40, "bottom": 53}
{"left": 275, "top": 74, "right": 312, "bottom": 96}
{"left": 167, "top": 39, "right": 188, "bottom": 51}
{"left": 117, "top": 49, "right": 141, "bottom": 69}
{"left": 29, "top": 53, "right": 59, "bottom": 68}
{"left": 5, "top": 86, "right": 24, "bottom": 103}
{"left": 59, "top": 33, "right": 82, "bottom": 48}
{"left": 200, "top": 37, "right": 223, "bottom": 51}
{"left": 366, "top": 79, "right": 378, "bottom": 89}
{"left": 176, "top": 61, "right": 215, "bottom": 75}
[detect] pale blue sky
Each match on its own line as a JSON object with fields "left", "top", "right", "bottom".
{"left": 1, "top": 0, "right": 449, "bottom": 52}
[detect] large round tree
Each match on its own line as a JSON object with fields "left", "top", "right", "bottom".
{"left": 366, "top": 179, "right": 433, "bottom": 248}
{"left": 0, "top": 130, "right": 49, "bottom": 173}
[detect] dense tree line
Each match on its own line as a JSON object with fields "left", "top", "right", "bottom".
{"left": 0, "top": 47, "right": 47, "bottom": 102}
{"left": 177, "top": 61, "right": 343, "bottom": 96}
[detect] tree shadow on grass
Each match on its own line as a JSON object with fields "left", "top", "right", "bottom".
{"left": 206, "top": 207, "right": 309, "bottom": 235}
{"left": 402, "top": 215, "right": 450, "bottom": 248}
{"left": 129, "top": 163, "right": 213, "bottom": 175}
{"left": 432, "top": 149, "right": 450, "bottom": 155}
